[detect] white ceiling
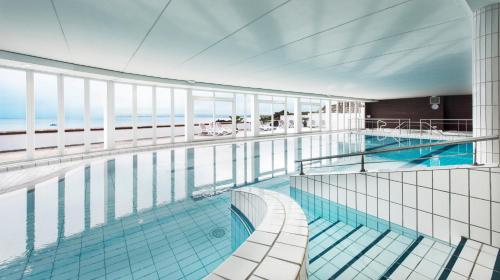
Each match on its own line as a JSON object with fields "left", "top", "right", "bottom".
{"left": 0, "top": 0, "right": 473, "bottom": 99}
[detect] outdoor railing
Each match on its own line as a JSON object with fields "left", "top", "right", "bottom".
{"left": 364, "top": 118, "right": 472, "bottom": 137}
{"left": 296, "top": 135, "right": 499, "bottom": 175}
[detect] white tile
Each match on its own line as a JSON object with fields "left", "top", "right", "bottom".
{"left": 268, "top": 242, "right": 305, "bottom": 265}
{"left": 451, "top": 169, "right": 469, "bottom": 195}
{"left": 433, "top": 215, "right": 450, "bottom": 243}
{"left": 403, "top": 171, "right": 417, "bottom": 185}
{"left": 378, "top": 199, "right": 389, "bottom": 220}
{"left": 433, "top": 190, "right": 449, "bottom": 217}
{"left": 417, "top": 187, "right": 432, "bottom": 212}
{"left": 390, "top": 180, "right": 402, "bottom": 204}
{"left": 403, "top": 207, "right": 417, "bottom": 231}
{"left": 253, "top": 256, "right": 300, "bottom": 280}
{"left": 470, "top": 198, "right": 490, "bottom": 229}
{"left": 417, "top": 170, "right": 433, "bottom": 188}
{"left": 390, "top": 203, "right": 402, "bottom": 226}
{"left": 205, "top": 273, "right": 226, "bottom": 280}
{"left": 470, "top": 264, "right": 494, "bottom": 280}
{"left": 433, "top": 170, "right": 450, "bottom": 192}
{"left": 476, "top": 249, "right": 497, "bottom": 269}
{"left": 470, "top": 169, "right": 490, "bottom": 200}
{"left": 378, "top": 178, "right": 389, "bottom": 200}
{"left": 403, "top": 184, "right": 417, "bottom": 208}
{"left": 492, "top": 202, "right": 500, "bottom": 232}
{"left": 212, "top": 256, "right": 258, "bottom": 280}
{"left": 234, "top": 241, "right": 269, "bottom": 263}
{"left": 451, "top": 257, "right": 474, "bottom": 277}
{"left": 460, "top": 245, "right": 480, "bottom": 262}
{"left": 450, "top": 222, "right": 468, "bottom": 245}
{"left": 277, "top": 232, "right": 307, "bottom": 248}
{"left": 418, "top": 211, "right": 433, "bottom": 236}
{"left": 451, "top": 194, "right": 469, "bottom": 223}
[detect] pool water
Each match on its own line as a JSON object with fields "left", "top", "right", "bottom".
{"left": 0, "top": 133, "right": 472, "bottom": 280}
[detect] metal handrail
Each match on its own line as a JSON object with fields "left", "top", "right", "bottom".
{"left": 296, "top": 135, "right": 499, "bottom": 175}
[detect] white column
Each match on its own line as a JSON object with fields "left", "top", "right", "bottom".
{"left": 335, "top": 101, "right": 339, "bottom": 131}
{"left": 326, "top": 100, "right": 332, "bottom": 131}
{"left": 26, "top": 70, "right": 35, "bottom": 159}
{"left": 231, "top": 94, "right": 236, "bottom": 138}
{"left": 360, "top": 102, "right": 365, "bottom": 129}
{"left": 284, "top": 97, "right": 288, "bottom": 134}
{"left": 184, "top": 88, "right": 193, "bottom": 142}
{"left": 57, "top": 74, "right": 64, "bottom": 155}
{"left": 354, "top": 102, "right": 359, "bottom": 131}
{"left": 132, "top": 85, "right": 137, "bottom": 147}
{"left": 294, "top": 97, "right": 301, "bottom": 133}
{"left": 152, "top": 86, "right": 157, "bottom": 144}
{"left": 473, "top": 4, "right": 500, "bottom": 163}
{"left": 250, "top": 94, "right": 259, "bottom": 136}
{"left": 83, "top": 78, "right": 91, "bottom": 152}
{"left": 342, "top": 102, "right": 346, "bottom": 130}
{"left": 104, "top": 81, "right": 115, "bottom": 149}
{"left": 170, "top": 88, "right": 175, "bottom": 143}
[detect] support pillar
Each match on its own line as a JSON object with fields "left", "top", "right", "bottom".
{"left": 57, "top": 75, "right": 64, "bottom": 155}
{"left": 132, "top": 85, "right": 138, "bottom": 147}
{"left": 250, "top": 95, "right": 259, "bottom": 136}
{"left": 152, "top": 86, "right": 157, "bottom": 144}
{"left": 104, "top": 81, "right": 115, "bottom": 149}
{"left": 185, "top": 88, "right": 193, "bottom": 142}
{"left": 473, "top": 4, "right": 500, "bottom": 163}
{"left": 26, "top": 71, "right": 35, "bottom": 159}
{"left": 83, "top": 79, "right": 91, "bottom": 152}
{"left": 294, "top": 97, "right": 301, "bottom": 133}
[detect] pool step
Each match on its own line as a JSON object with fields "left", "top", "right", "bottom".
{"left": 305, "top": 219, "right": 480, "bottom": 280}
{"left": 439, "top": 238, "right": 500, "bottom": 279}
{"left": 382, "top": 236, "right": 454, "bottom": 279}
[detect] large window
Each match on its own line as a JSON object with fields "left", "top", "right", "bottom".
{"left": 137, "top": 85, "right": 153, "bottom": 144}
{"left": 174, "top": 89, "right": 186, "bottom": 142}
{"left": 114, "top": 83, "right": 133, "bottom": 143}
{"left": 89, "top": 80, "right": 106, "bottom": 146}
{"left": 34, "top": 73, "right": 57, "bottom": 149}
{"left": 0, "top": 68, "right": 26, "bottom": 152}
{"left": 156, "top": 87, "right": 172, "bottom": 143}
{"left": 193, "top": 91, "right": 234, "bottom": 140}
{"left": 64, "top": 77, "right": 84, "bottom": 146}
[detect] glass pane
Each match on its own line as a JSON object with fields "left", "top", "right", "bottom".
{"left": 287, "top": 98, "right": 296, "bottom": 133}
{"left": 215, "top": 101, "right": 232, "bottom": 137}
{"left": 0, "top": 68, "right": 26, "bottom": 153}
{"left": 90, "top": 80, "right": 105, "bottom": 129}
{"left": 259, "top": 102, "right": 272, "bottom": 135}
{"left": 273, "top": 103, "right": 285, "bottom": 134}
{"left": 173, "top": 89, "right": 186, "bottom": 142}
{"left": 194, "top": 99, "right": 213, "bottom": 139}
{"left": 156, "top": 87, "right": 171, "bottom": 141}
{"left": 64, "top": 77, "right": 84, "bottom": 129}
{"left": 137, "top": 86, "right": 152, "bottom": 127}
{"left": 0, "top": 68, "right": 26, "bottom": 131}
{"left": 114, "top": 83, "right": 132, "bottom": 127}
{"left": 34, "top": 73, "right": 57, "bottom": 130}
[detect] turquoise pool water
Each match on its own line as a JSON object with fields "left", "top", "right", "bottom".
{"left": 0, "top": 133, "right": 473, "bottom": 279}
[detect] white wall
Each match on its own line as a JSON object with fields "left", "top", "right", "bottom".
{"left": 291, "top": 166, "right": 500, "bottom": 247}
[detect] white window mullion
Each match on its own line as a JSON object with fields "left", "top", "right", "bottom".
{"left": 83, "top": 78, "right": 90, "bottom": 152}
{"left": 104, "top": 81, "right": 115, "bottom": 149}
{"left": 132, "top": 84, "right": 138, "bottom": 147}
{"left": 284, "top": 97, "right": 288, "bottom": 135}
{"left": 170, "top": 88, "right": 174, "bottom": 143}
{"left": 26, "top": 70, "right": 35, "bottom": 159}
{"left": 152, "top": 86, "right": 157, "bottom": 144}
{"left": 57, "top": 74, "right": 65, "bottom": 155}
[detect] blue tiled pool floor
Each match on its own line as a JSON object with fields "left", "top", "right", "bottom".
{"left": 0, "top": 190, "right": 248, "bottom": 280}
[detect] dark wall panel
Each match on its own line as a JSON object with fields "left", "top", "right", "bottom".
{"left": 365, "top": 95, "right": 472, "bottom": 131}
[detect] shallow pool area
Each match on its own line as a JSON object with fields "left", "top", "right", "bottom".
{"left": 0, "top": 133, "right": 476, "bottom": 279}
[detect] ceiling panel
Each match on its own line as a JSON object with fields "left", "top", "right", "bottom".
{"left": 52, "top": 0, "right": 171, "bottom": 70}
{"left": 0, "top": 0, "right": 71, "bottom": 61}
{"left": 0, "top": 0, "right": 474, "bottom": 99}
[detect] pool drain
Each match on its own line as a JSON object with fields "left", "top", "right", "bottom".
{"left": 210, "top": 227, "right": 226, "bottom": 239}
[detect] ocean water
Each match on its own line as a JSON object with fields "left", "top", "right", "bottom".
{"left": 0, "top": 116, "right": 229, "bottom": 131}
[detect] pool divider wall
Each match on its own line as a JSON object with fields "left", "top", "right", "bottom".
{"left": 205, "top": 188, "right": 309, "bottom": 280}
{"left": 291, "top": 165, "right": 500, "bottom": 247}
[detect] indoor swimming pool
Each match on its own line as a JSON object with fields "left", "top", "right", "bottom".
{"left": 0, "top": 133, "right": 474, "bottom": 280}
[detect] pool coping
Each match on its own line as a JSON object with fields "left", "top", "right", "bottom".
{"left": 205, "top": 187, "right": 309, "bottom": 280}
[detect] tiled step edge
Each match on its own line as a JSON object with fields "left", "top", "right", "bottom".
{"left": 441, "top": 239, "right": 500, "bottom": 279}
{"left": 205, "top": 187, "right": 309, "bottom": 280}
